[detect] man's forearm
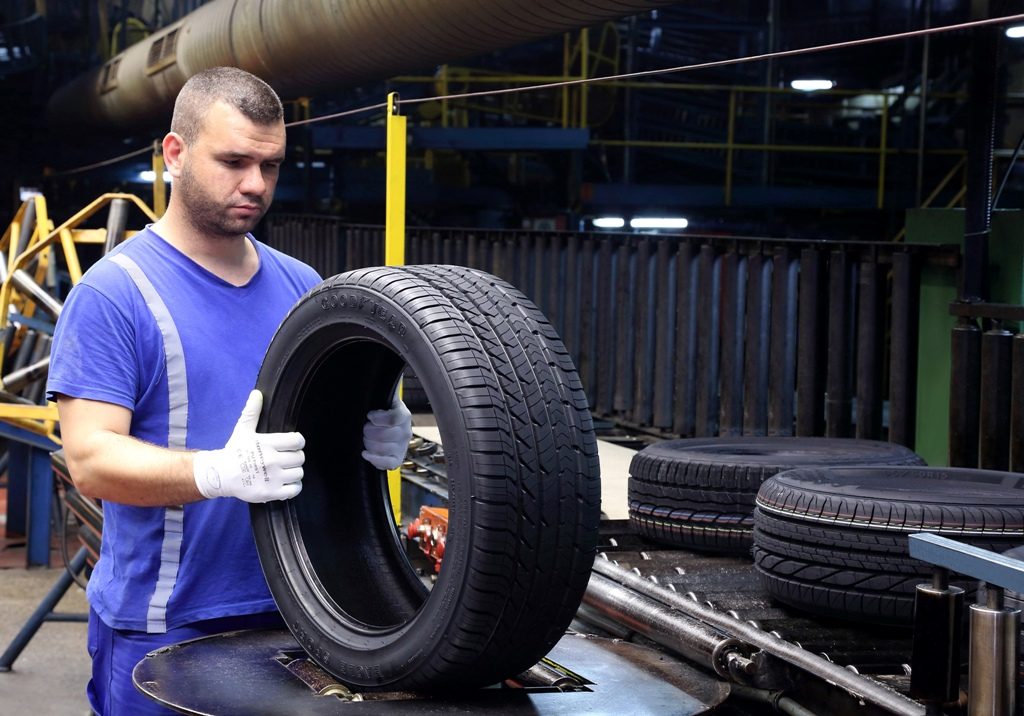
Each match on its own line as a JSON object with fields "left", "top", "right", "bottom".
{"left": 65, "top": 430, "right": 204, "bottom": 506}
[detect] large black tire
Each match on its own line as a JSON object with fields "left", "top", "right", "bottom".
{"left": 250, "top": 265, "right": 601, "bottom": 691}
{"left": 753, "top": 466, "right": 1024, "bottom": 624}
{"left": 628, "top": 437, "right": 924, "bottom": 554}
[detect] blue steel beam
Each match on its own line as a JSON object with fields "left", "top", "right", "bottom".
{"left": 909, "top": 533, "right": 1024, "bottom": 593}
{"left": 311, "top": 126, "right": 591, "bottom": 151}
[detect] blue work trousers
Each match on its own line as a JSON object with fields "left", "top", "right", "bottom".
{"left": 86, "top": 607, "right": 284, "bottom": 715}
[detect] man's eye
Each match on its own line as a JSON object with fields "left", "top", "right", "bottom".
{"left": 222, "top": 159, "right": 240, "bottom": 167}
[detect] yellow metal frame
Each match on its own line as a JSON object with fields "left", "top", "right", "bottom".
{"left": 389, "top": 67, "right": 968, "bottom": 210}
{"left": 0, "top": 192, "right": 157, "bottom": 439}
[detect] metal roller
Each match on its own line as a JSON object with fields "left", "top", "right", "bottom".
{"left": 583, "top": 571, "right": 745, "bottom": 678}
{"left": 2, "top": 356, "right": 49, "bottom": 395}
{"left": 11, "top": 270, "right": 63, "bottom": 320}
{"left": 103, "top": 198, "right": 130, "bottom": 255}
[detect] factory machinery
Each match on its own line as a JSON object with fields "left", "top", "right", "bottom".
{"left": 385, "top": 443, "right": 1022, "bottom": 716}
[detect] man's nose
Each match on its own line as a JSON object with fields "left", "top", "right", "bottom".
{"left": 239, "top": 165, "right": 267, "bottom": 196}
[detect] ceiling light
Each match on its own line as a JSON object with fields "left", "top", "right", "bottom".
{"left": 593, "top": 216, "right": 625, "bottom": 229}
{"left": 630, "top": 217, "right": 688, "bottom": 230}
{"left": 1006, "top": 24, "right": 1024, "bottom": 39}
{"left": 139, "top": 170, "right": 172, "bottom": 183}
{"left": 790, "top": 79, "right": 835, "bottom": 92}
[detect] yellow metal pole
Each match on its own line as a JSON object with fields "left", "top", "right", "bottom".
{"left": 385, "top": 93, "right": 407, "bottom": 266}
{"left": 385, "top": 92, "right": 407, "bottom": 523}
{"left": 152, "top": 141, "right": 167, "bottom": 217}
{"left": 725, "top": 90, "right": 737, "bottom": 207}
{"left": 877, "top": 96, "right": 889, "bottom": 209}
{"left": 59, "top": 228, "right": 83, "bottom": 284}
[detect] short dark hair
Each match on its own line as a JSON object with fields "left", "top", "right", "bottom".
{"left": 171, "top": 67, "right": 283, "bottom": 145}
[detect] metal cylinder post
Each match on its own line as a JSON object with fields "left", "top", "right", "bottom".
{"left": 968, "top": 589, "right": 1019, "bottom": 716}
{"left": 910, "top": 574, "right": 964, "bottom": 705}
{"left": 949, "top": 317, "right": 982, "bottom": 467}
{"left": 979, "top": 328, "right": 1013, "bottom": 470}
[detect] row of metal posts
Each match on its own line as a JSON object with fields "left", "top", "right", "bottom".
{"left": 264, "top": 217, "right": 961, "bottom": 446}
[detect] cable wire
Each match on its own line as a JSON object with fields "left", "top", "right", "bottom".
{"left": 400, "top": 12, "right": 1024, "bottom": 107}
{"left": 285, "top": 101, "right": 389, "bottom": 128}
{"left": 993, "top": 130, "right": 1024, "bottom": 209}
{"left": 52, "top": 144, "right": 153, "bottom": 176}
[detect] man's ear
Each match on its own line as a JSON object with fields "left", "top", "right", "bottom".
{"left": 163, "top": 132, "right": 186, "bottom": 178}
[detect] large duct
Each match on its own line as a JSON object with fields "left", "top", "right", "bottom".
{"left": 47, "top": 0, "right": 676, "bottom": 131}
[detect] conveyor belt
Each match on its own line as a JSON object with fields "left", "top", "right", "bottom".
{"left": 588, "top": 520, "right": 916, "bottom": 673}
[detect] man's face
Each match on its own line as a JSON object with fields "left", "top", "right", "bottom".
{"left": 174, "top": 101, "right": 286, "bottom": 238}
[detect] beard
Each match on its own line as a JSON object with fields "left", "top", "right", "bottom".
{"left": 175, "top": 164, "right": 268, "bottom": 238}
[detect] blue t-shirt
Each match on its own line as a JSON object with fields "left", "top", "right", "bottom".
{"left": 47, "top": 228, "right": 321, "bottom": 633}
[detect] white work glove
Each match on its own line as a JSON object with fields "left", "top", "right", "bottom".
{"left": 193, "top": 390, "right": 305, "bottom": 503}
{"left": 362, "top": 398, "right": 413, "bottom": 470}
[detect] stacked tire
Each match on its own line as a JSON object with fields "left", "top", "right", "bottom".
{"left": 753, "top": 466, "right": 1024, "bottom": 624}
{"left": 628, "top": 437, "right": 924, "bottom": 555}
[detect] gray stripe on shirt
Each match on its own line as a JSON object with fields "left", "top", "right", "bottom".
{"left": 110, "top": 253, "right": 188, "bottom": 634}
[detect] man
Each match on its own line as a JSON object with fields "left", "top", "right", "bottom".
{"left": 46, "top": 67, "right": 412, "bottom": 715}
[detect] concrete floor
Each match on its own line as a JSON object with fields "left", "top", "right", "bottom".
{"left": 0, "top": 559, "right": 92, "bottom": 715}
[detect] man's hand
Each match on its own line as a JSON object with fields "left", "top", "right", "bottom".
{"left": 193, "top": 390, "right": 305, "bottom": 502}
{"left": 362, "top": 398, "right": 413, "bottom": 471}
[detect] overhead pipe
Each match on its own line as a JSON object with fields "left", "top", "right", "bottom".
{"left": 47, "top": 0, "right": 675, "bottom": 132}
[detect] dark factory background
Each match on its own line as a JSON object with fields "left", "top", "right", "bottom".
{"left": 1, "top": 0, "right": 1023, "bottom": 241}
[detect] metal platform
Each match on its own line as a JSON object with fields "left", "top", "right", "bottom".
{"left": 133, "top": 630, "right": 729, "bottom": 715}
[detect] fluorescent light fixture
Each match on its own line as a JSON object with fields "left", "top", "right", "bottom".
{"left": 630, "top": 217, "right": 688, "bottom": 230}
{"left": 139, "top": 170, "right": 172, "bottom": 183}
{"left": 593, "top": 216, "right": 625, "bottom": 229}
{"left": 1006, "top": 24, "right": 1024, "bottom": 38}
{"left": 790, "top": 78, "right": 835, "bottom": 92}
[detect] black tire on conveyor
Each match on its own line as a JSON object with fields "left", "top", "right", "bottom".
{"left": 628, "top": 437, "right": 924, "bottom": 555}
{"left": 251, "top": 264, "right": 601, "bottom": 692}
{"left": 753, "top": 465, "right": 1024, "bottom": 624}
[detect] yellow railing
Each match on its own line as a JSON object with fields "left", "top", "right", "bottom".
{"left": 0, "top": 193, "right": 157, "bottom": 439}
{"left": 396, "top": 25, "right": 621, "bottom": 130}
{"left": 392, "top": 56, "right": 968, "bottom": 210}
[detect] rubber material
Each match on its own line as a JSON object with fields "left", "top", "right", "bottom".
{"left": 754, "top": 466, "right": 1024, "bottom": 624}
{"left": 250, "top": 265, "right": 601, "bottom": 691}
{"left": 628, "top": 437, "right": 924, "bottom": 554}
